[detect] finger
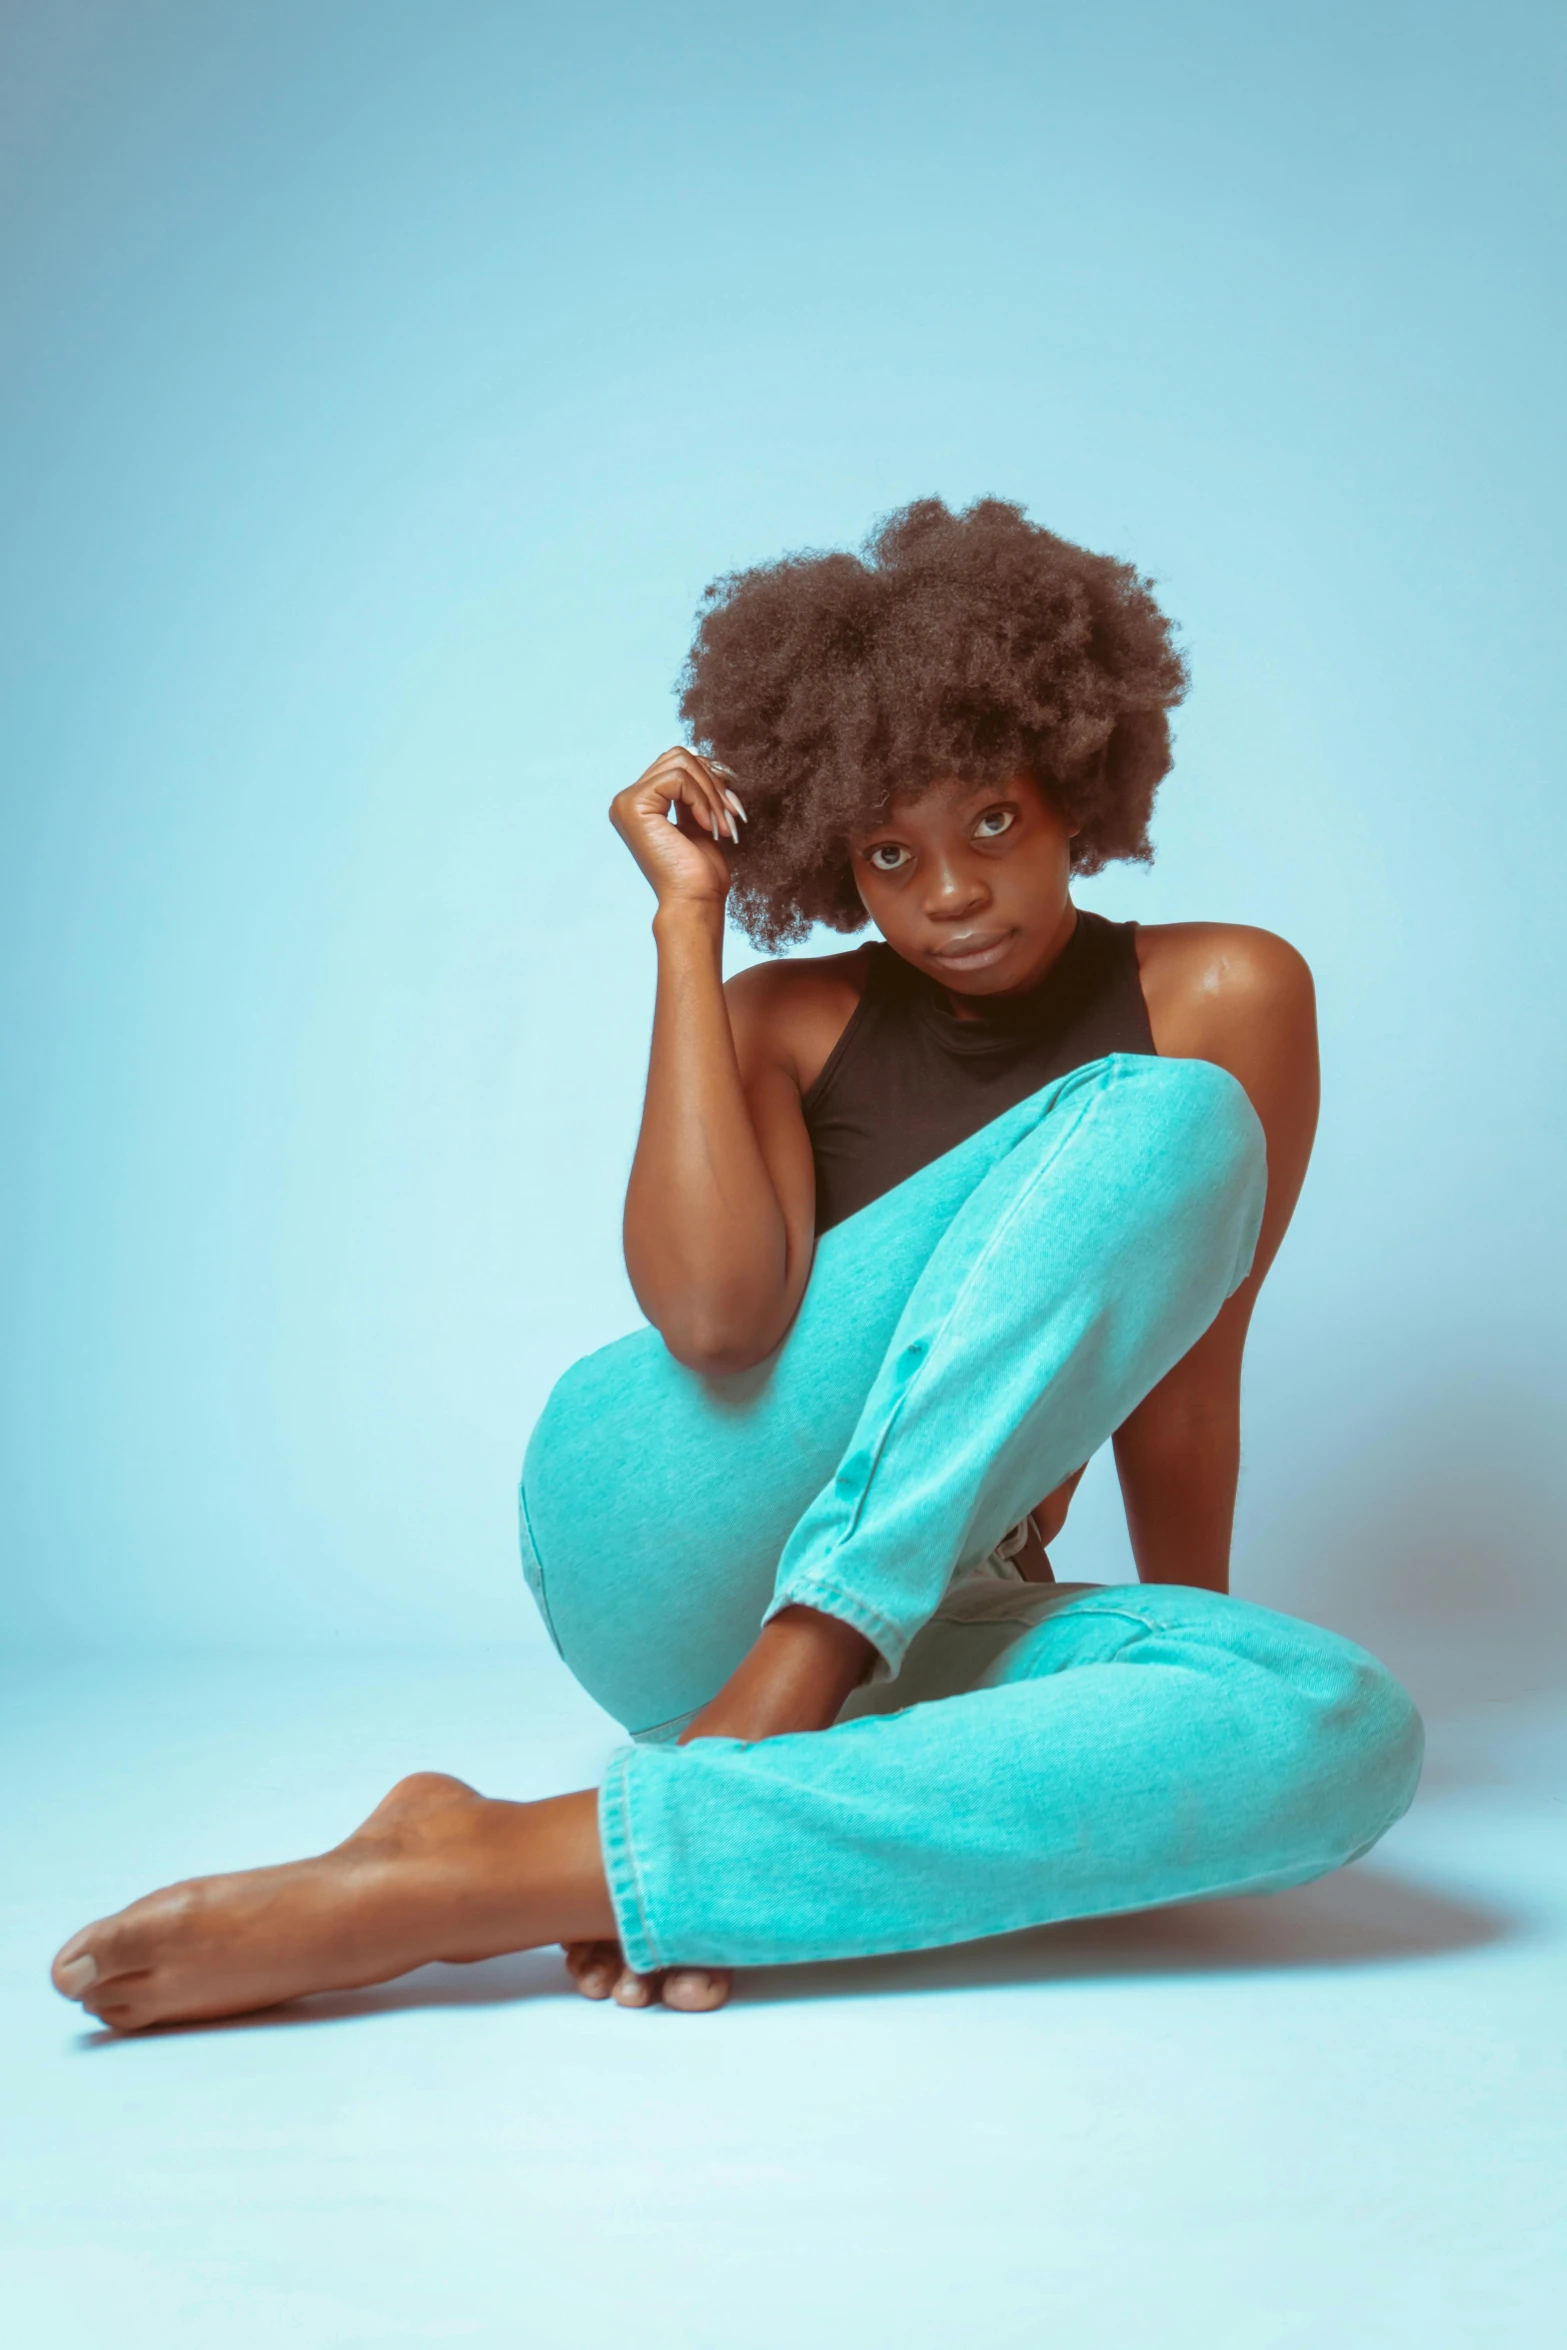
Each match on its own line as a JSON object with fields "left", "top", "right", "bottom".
{"left": 646, "top": 746, "right": 727, "bottom": 800}
{"left": 661, "top": 1967, "right": 732, "bottom": 2012}
{"left": 686, "top": 771, "right": 736, "bottom": 844}
{"left": 660, "top": 752, "right": 740, "bottom": 843}
{"left": 693, "top": 758, "right": 747, "bottom": 836}
{"left": 670, "top": 794, "right": 736, "bottom": 851}
{"left": 695, "top": 762, "right": 748, "bottom": 822}
{"left": 611, "top": 1964, "right": 661, "bottom": 2008}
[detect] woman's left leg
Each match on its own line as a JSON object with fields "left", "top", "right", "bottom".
{"left": 599, "top": 1578, "right": 1425, "bottom": 1973}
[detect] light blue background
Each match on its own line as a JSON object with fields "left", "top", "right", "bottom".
{"left": 2, "top": 0, "right": 1562, "bottom": 1672}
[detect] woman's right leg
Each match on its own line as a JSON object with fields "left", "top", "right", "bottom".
{"left": 521, "top": 1052, "right": 1263, "bottom": 1738}
{"left": 517, "top": 1055, "right": 1109, "bottom": 1739}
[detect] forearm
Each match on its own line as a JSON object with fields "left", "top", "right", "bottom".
{"left": 623, "top": 902, "right": 796, "bottom": 1368}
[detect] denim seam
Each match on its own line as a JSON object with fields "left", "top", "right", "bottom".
{"left": 517, "top": 1477, "right": 564, "bottom": 1658}
{"left": 792, "top": 1066, "right": 1113, "bottom": 1586}
{"left": 628, "top": 1705, "right": 701, "bottom": 1746}
{"left": 761, "top": 1580, "right": 907, "bottom": 1667}
{"left": 598, "top": 1751, "right": 663, "bottom": 1975}
{"left": 976, "top": 1602, "right": 1160, "bottom": 1644}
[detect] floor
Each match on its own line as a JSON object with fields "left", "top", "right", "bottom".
{"left": 4, "top": 1635, "right": 1563, "bottom": 2348}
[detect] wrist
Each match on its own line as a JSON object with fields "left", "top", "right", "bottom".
{"left": 651, "top": 896, "right": 726, "bottom": 948}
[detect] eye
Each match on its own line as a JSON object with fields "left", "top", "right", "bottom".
{"left": 974, "top": 807, "right": 1016, "bottom": 839}
{"left": 866, "top": 843, "right": 911, "bottom": 873}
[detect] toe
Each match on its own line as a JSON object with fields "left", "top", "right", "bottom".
{"left": 53, "top": 1950, "right": 100, "bottom": 1999}
{"left": 81, "top": 1989, "right": 154, "bottom": 2033}
{"left": 611, "top": 1965, "right": 659, "bottom": 2008}
{"left": 563, "top": 1939, "right": 621, "bottom": 2000}
{"left": 52, "top": 1924, "right": 111, "bottom": 2001}
{"left": 51, "top": 1891, "right": 184, "bottom": 2003}
{"left": 661, "top": 1968, "right": 731, "bottom": 2012}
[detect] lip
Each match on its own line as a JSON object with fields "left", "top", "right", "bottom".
{"left": 926, "top": 932, "right": 1015, "bottom": 972}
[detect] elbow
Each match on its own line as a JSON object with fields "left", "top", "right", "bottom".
{"left": 628, "top": 1253, "right": 799, "bottom": 1375}
{"left": 657, "top": 1310, "right": 784, "bottom": 1377}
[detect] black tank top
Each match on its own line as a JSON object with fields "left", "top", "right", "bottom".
{"left": 802, "top": 910, "right": 1156, "bottom": 1231}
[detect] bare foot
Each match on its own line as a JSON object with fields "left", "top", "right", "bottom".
{"left": 51, "top": 1773, "right": 612, "bottom": 2033}
{"left": 563, "top": 1938, "right": 731, "bottom": 2012}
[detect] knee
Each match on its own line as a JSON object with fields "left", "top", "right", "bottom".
{"left": 1132, "top": 1055, "right": 1265, "bottom": 1192}
{"left": 1097, "top": 1055, "right": 1267, "bottom": 1279}
{"left": 1273, "top": 1627, "right": 1426, "bottom": 1867}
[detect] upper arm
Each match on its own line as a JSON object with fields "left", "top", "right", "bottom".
{"left": 721, "top": 953, "right": 863, "bottom": 1311}
{"left": 1121, "top": 923, "right": 1320, "bottom": 1452}
{"left": 1102, "top": 927, "right": 1317, "bottom": 1583}
{"left": 1139, "top": 922, "right": 1319, "bottom": 1318}
{"left": 725, "top": 968, "right": 816, "bottom": 1273}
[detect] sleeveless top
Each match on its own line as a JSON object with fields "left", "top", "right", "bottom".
{"left": 802, "top": 910, "right": 1156, "bottom": 1232}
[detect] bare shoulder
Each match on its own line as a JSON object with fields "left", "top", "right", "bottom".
{"left": 1135, "top": 921, "right": 1315, "bottom": 1062}
{"left": 724, "top": 943, "right": 873, "bottom": 1091}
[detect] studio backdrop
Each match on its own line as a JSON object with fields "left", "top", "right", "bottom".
{"left": 2, "top": 0, "right": 1562, "bottom": 1695}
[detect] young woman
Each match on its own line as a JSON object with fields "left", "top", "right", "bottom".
{"left": 51, "top": 498, "right": 1422, "bottom": 2031}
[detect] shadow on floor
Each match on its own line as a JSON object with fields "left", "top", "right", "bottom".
{"left": 76, "top": 1854, "right": 1514, "bottom": 2046}
{"left": 738, "top": 1856, "right": 1513, "bottom": 2007}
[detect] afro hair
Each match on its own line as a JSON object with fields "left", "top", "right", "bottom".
{"left": 677, "top": 496, "right": 1188, "bottom": 948}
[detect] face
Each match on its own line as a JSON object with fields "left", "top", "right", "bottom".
{"left": 850, "top": 774, "right": 1077, "bottom": 999}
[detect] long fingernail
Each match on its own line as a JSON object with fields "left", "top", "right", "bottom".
{"left": 725, "top": 792, "right": 748, "bottom": 821}
{"left": 726, "top": 814, "right": 739, "bottom": 843}
{"left": 56, "top": 1954, "right": 99, "bottom": 1997}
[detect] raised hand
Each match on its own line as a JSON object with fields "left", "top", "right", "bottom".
{"left": 608, "top": 746, "right": 747, "bottom": 911}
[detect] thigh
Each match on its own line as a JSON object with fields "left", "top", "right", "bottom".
{"left": 520, "top": 1318, "right": 867, "bottom": 1738}
{"left": 844, "top": 1576, "right": 1390, "bottom": 1712}
{"left": 837, "top": 1577, "right": 1153, "bottom": 1719}
{"left": 843, "top": 1578, "right": 1424, "bottom": 1878}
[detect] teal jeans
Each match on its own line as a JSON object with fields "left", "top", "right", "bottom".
{"left": 520, "top": 1055, "right": 1423, "bottom": 1974}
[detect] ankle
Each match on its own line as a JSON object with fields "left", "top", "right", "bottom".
{"left": 681, "top": 1607, "right": 875, "bottom": 1743}
{"left": 766, "top": 1605, "right": 875, "bottom": 1700}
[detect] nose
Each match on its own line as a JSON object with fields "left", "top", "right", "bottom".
{"left": 922, "top": 851, "right": 988, "bottom": 923}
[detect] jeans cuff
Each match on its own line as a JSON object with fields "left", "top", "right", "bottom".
{"left": 597, "top": 1748, "right": 664, "bottom": 1975}
{"left": 762, "top": 1581, "right": 909, "bottom": 1683}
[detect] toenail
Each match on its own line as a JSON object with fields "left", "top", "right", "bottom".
{"left": 56, "top": 1955, "right": 99, "bottom": 1997}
